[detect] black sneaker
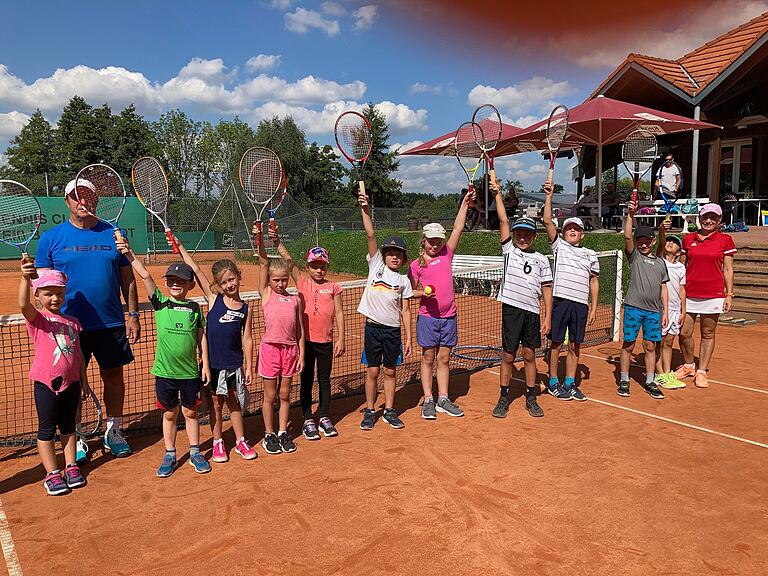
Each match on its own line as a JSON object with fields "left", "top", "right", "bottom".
{"left": 382, "top": 408, "right": 405, "bottom": 429}
{"left": 569, "top": 385, "right": 587, "bottom": 402}
{"left": 360, "top": 408, "right": 376, "bottom": 430}
{"left": 525, "top": 395, "right": 544, "bottom": 418}
{"left": 492, "top": 396, "right": 510, "bottom": 418}
{"left": 302, "top": 420, "right": 321, "bottom": 441}
{"left": 262, "top": 433, "right": 282, "bottom": 454}
{"left": 318, "top": 417, "right": 338, "bottom": 437}
{"left": 617, "top": 380, "right": 630, "bottom": 397}
{"left": 278, "top": 432, "right": 297, "bottom": 453}
{"left": 548, "top": 384, "right": 572, "bottom": 401}
{"left": 642, "top": 382, "right": 665, "bottom": 400}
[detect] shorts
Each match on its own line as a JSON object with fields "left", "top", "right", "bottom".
{"left": 80, "top": 326, "right": 134, "bottom": 370}
{"left": 208, "top": 367, "right": 243, "bottom": 395}
{"left": 416, "top": 315, "right": 458, "bottom": 348}
{"left": 34, "top": 380, "right": 80, "bottom": 441}
{"left": 662, "top": 308, "right": 682, "bottom": 336}
{"left": 686, "top": 297, "right": 724, "bottom": 316}
{"left": 155, "top": 377, "right": 202, "bottom": 410}
{"left": 623, "top": 304, "right": 661, "bottom": 343}
{"left": 549, "top": 298, "right": 588, "bottom": 344}
{"left": 258, "top": 342, "right": 298, "bottom": 379}
{"left": 362, "top": 322, "right": 402, "bottom": 368}
{"left": 501, "top": 304, "right": 541, "bottom": 352}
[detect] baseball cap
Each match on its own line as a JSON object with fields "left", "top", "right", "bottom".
{"left": 699, "top": 203, "right": 722, "bottom": 217}
{"left": 511, "top": 217, "right": 537, "bottom": 232}
{"left": 422, "top": 223, "right": 446, "bottom": 239}
{"left": 561, "top": 217, "right": 584, "bottom": 230}
{"left": 64, "top": 178, "right": 96, "bottom": 196}
{"left": 163, "top": 262, "right": 194, "bottom": 281}
{"left": 306, "top": 246, "right": 330, "bottom": 264}
{"left": 31, "top": 270, "right": 68, "bottom": 293}
{"left": 634, "top": 225, "right": 655, "bottom": 239}
{"left": 666, "top": 235, "right": 682, "bottom": 247}
{"left": 380, "top": 235, "right": 407, "bottom": 257}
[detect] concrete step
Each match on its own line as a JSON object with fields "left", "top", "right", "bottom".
{"left": 733, "top": 261, "right": 766, "bottom": 274}
{"left": 734, "top": 250, "right": 768, "bottom": 262}
{"left": 734, "top": 273, "right": 768, "bottom": 287}
{"left": 730, "top": 298, "right": 768, "bottom": 322}
{"left": 734, "top": 286, "right": 768, "bottom": 300}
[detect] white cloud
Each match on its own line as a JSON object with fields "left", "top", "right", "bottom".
{"left": 468, "top": 76, "right": 573, "bottom": 117}
{"left": 390, "top": 140, "right": 424, "bottom": 153}
{"left": 285, "top": 7, "right": 340, "bottom": 36}
{"left": 375, "top": 101, "right": 428, "bottom": 134}
{"left": 245, "top": 54, "right": 282, "bottom": 72}
{"left": 0, "top": 111, "right": 31, "bottom": 139}
{"left": 514, "top": 163, "right": 548, "bottom": 182}
{"left": 177, "top": 57, "right": 235, "bottom": 84}
{"left": 321, "top": 1, "right": 346, "bottom": 16}
{"left": 353, "top": 5, "right": 378, "bottom": 31}
{"left": 271, "top": 0, "right": 291, "bottom": 9}
{"left": 395, "top": 156, "right": 465, "bottom": 196}
{"left": 410, "top": 82, "right": 442, "bottom": 96}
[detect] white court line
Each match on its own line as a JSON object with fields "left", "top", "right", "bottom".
{"left": 487, "top": 370, "right": 768, "bottom": 449}
{"left": 0, "top": 498, "right": 22, "bottom": 576}
{"left": 580, "top": 352, "right": 768, "bottom": 395}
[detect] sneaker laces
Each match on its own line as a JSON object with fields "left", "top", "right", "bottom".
{"left": 110, "top": 428, "right": 128, "bottom": 445}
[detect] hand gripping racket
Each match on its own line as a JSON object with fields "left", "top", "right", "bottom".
{"left": 239, "top": 147, "right": 282, "bottom": 245}
{"left": 454, "top": 121, "right": 484, "bottom": 208}
{"left": 472, "top": 104, "right": 503, "bottom": 189}
{"left": 622, "top": 129, "right": 658, "bottom": 204}
{"left": 131, "top": 157, "right": 179, "bottom": 253}
{"left": 0, "top": 180, "right": 41, "bottom": 277}
{"left": 266, "top": 167, "right": 287, "bottom": 247}
{"left": 335, "top": 111, "right": 373, "bottom": 197}
{"left": 545, "top": 105, "right": 569, "bottom": 185}
{"left": 74, "top": 164, "right": 127, "bottom": 241}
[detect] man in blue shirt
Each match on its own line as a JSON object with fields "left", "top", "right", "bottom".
{"left": 36, "top": 178, "right": 141, "bottom": 458}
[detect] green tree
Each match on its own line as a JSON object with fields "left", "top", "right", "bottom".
{"left": 253, "top": 116, "right": 308, "bottom": 203}
{"left": 357, "top": 104, "right": 402, "bottom": 207}
{"left": 3, "top": 110, "right": 56, "bottom": 192}
{"left": 303, "top": 143, "right": 349, "bottom": 206}
{"left": 211, "top": 117, "right": 257, "bottom": 196}
{"left": 54, "top": 96, "right": 94, "bottom": 173}
{"left": 152, "top": 110, "right": 200, "bottom": 197}
{"left": 110, "top": 104, "right": 157, "bottom": 177}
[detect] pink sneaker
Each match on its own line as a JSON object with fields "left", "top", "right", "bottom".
{"left": 212, "top": 440, "right": 228, "bottom": 463}
{"left": 234, "top": 439, "right": 257, "bottom": 460}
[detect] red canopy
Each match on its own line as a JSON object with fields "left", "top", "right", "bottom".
{"left": 401, "top": 122, "right": 524, "bottom": 156}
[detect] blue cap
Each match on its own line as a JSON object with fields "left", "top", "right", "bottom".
{"left": 511, "top": 217, "right": 537, "bottom": 232}
{"left": 667, "top": 235, "right": 682, "bottom": 247}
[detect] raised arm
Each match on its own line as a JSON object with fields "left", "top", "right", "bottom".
{"left": 492, "top": 179, "right": 510, "bottom": 242}
{"left": 624, "top": 199, "right": 636, "bottom": 255}
{"left": 18, "top": 258, "right": 38, "bottom": 323}
{"left": 176, "top": 236, "right": 214, "bottom": 302}
{"left": 271, "top": 225, "right": 301, "bottom": 285}
{"left": 116, "top": 237, "right": 157, "bottom": 297}
{"left": 359, "top": 189, "right": 378, "bottom": 258}
{"left": 253, "top": 222, "right": 270, "bottom": 297}
{"left": 542, "top": 180, "right": 557, "bottom": 243}
{"left": 447, "top": 190, "right": 473, "bottom": 252}
{"left": 656, "top": 219, "right": 670, "bottom": 257}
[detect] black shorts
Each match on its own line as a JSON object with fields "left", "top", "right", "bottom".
{"left": 550, "top": 297, "right": 588, "bottom": 344}
{"left": 501, "top": 304, "right": 541, "bottom": 352}
{"left": 155, "top": 377, "right": 202, "bottom": 410}
{"left": 34, "top": 381, "right": 80, "bottom": 441}
{"left": 80, "top": 326, "right": 134, "bottom": 370}
{"left": 208, "top": 368, "right": 240, "bottom": 395}
{"left": 362, "top": 322, "right": 402, "bottom": 368}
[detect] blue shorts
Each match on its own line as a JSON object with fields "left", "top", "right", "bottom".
{"left": 155, "top": 377, "right": 202, "bottom": 411}
{"left": 550, "top": 298, "right": 588, "bottom": 344}
{"left": 622, "top": 304, "right": 662, "bottom": 343}
{"left": 361, "top": 322, "right": 403, "bottom": 368}
{"left": 416, "top": 315, "right": 458, "bottom": 349}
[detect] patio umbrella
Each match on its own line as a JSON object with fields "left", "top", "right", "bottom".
{"left": 401, "top": 122, "right": 524, "bottom": 156}
{"left": 494, "top": 95, "right": 720, "bottom": 220}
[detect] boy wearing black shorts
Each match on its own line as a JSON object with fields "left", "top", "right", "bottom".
{"left": 491, "top": 182, "right": 553, "bottom": 419}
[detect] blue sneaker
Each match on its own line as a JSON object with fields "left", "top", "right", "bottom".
{"left": 156, "top": 453, "right": 177, "bottom": 478}
{"left": 569, "top": 386, "right": 587, "bottom": 401}
{"left": 547, "top": 384, "right": 572, "bottom": 401}
{"left": 104, "top": 428, "right": 132, "bottom": 458}
{"left": 189, "top": 452, "right": 212, "bottom": 474}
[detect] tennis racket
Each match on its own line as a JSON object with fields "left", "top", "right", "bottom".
{"left": 454, "top": 121, "right": 484, "bottom": 208}
{"left": 622, "top": 129, "right": 658, "bottom": 205}
{"left": 545, "top": 105, "right": 569, "bottom": 185}
{"left": 131, "top": 157, "right": 179, "bottom": 254}
{"left": 472, "top": 104, "right": 503, "bottom": 189}
{"left": 659, "top": 185, "right": 678, "bottom": 222}
{"left": 239, "top": 147, "right": 282, "bottom": 245}
{"left": 74, "top": 164, "right": 127, "bottom": 241}
{"left": 76, "top": 386, "right": 103, "bottom": 438}
{"left": 266, "top": 167, "right": 287, "bottom": 247}
{"left": 335, "top": 111, "right": 373, "bottom": 197}
{"left": 0, "top": 180, "right": 41, "bottom": 277}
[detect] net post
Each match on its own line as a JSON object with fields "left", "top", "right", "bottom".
{"left": 612, "top": 249, "right": 624, "bottom": 341}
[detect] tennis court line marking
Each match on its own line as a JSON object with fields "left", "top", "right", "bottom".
{"left": 0, "top": 498, "right": 22, "bottom": 576}
{"left": 580, "top": 352, "right": 768, "bottom": 395}
{"left": 486, "top": 370, "right": 768, "bottom": 450}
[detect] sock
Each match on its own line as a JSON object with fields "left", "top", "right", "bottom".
{"left": 49, "top": 469, "right": 60, "bottom": 475}
{"left": 564, "top": 377, "right": 575, "bottom": 389}
{"left": 165, "top": 448, "right": 176, "bottom": 458}
{"left": 646, "top": 373, "right": 655, "bottom": 385}
{"left": 424, "top": 395, "right": 433, "bottom": 403}
{"left": 525, "top": 386, "right": 537, "bottom": 398}
{"left": 500, "top": 386, "right": 509, "bottom": 397}
{"left": 106, "top": 416, "right": 122, "bottom": 433}
{"left": 438, "top": 394, "right": 448, "bottom": 400}
{"left": 548, "top": 377, "right": 559, "bottom": 388}
{"left": 278, "top": 430, "right": 287, "bottom": 436}
{"left": 214, "top": 438, "right": 223, "bottom": 446}
{"left": 620, "top": 372, "right": 629, "bottom": 382}
{"left": 189, "top": 444, "right": 200, "bottom": 456}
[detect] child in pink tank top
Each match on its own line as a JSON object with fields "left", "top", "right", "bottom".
{"left": 254, "top": 224, "right": 304, "bottom": 455}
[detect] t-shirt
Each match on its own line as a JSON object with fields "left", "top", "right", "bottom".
{"left": 551, "top": 237, "right": 600, "bottom": 305}
{"left": 357, "top": 250, "right": 413, "bottom": 327}
{"left": 35, "top": 220, "right": 131, "bottom": 331}
{"left": 262, "top": 290, "right": 300, "bottom": 345}
{"left": 498, "top": 239, "right": 553, "bottom": 315}
{"left": 657, "top": 163, "right": 681, "bottom": 192}
{"left": 206, "top": 295, "right": 248, "bottom": 370}
{"left": 408, "top": 245, "right": 457, "bottom": 318}
{"left": 682, "top": 232, "right": 737, "bottom": 299}
{"left": 624, "top": 249, "right": 669, "bottom": 312}
{"left": 149, "top": 288, "right": 204, "bottom": 379}
{"left": 297, "top": 277, "right": 342, "bottom": 343}
{"left": 664, "top": 260, "right": 686, "bottom": 312}
{"left": 26, "top": 311, "right": 83, "bottom": 393}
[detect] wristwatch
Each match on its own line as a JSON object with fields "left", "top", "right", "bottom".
{"left": 128, "top": 311, "right": 140, "bottom": 318}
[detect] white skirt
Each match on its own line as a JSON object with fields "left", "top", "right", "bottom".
{"left": 686, "top": 297, "right": 724, "bottom": 315}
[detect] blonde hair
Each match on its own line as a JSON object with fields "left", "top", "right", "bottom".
{"left": 209, "top": 259, "right": 241, "bottom": 294}
{"left": 418, "top": 236, "right": 428, "bottom": 268}
{"left": 268, "top": 257, "right": 290, "bottom": 278}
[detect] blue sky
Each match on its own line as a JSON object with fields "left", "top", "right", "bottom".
{"left": 1, "top": 0, "right": 765, "bottom": 196}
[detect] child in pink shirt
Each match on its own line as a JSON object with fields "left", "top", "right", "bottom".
{"left": 19, "top": 260, "right": 90, "bottom": 496}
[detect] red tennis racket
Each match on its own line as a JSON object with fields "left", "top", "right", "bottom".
{"left": 472, "top": 104, "right": 503, "bottom": 189}
{"left": 335, "top": 111, "right": 373, "bottom": 197}
{"left": 74, "top": 164, "right": 127, "bottom": 241}
{"left": 131, "top": 157, "right": 179, "bottom": 254}
{"left": 239, "top": 147, "right": 282, "bottom": 245}
{"left": 622, "top": 129, "right": 658, "bottom": 204}
{"left": 545, "top": 105, "right": 569, "bottom": 185}
{"left": 454, "top": 121, "right": 484, "bottom": 208}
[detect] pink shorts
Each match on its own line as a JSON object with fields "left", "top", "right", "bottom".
{"left": 258, "top": 341, "right": 298, "bottom": 379}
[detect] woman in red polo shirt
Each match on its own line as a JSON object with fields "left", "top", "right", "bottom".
{"left": 676, "top": 203, "right": 736, "bottom": 388}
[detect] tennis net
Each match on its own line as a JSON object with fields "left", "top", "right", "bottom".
{"left": 0, "top": 251, "right": 622, "bottom": 447}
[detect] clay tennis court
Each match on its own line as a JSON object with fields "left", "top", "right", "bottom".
{"left": 0, "top": 317, "right": 766, "bottom": 575}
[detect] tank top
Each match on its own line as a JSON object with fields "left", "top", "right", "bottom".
{"left": 262, "top": 290, "right": 299, "bottom": 345}
{"left": 206, "top": 295, "right": 248, "bottom": 370}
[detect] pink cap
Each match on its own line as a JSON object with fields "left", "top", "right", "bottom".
{"left": 31, "top": 270, "right": 68, "bottom": 292}
{"left": 699, "top": 203, "right": 722, "bottom": 217}
{"left": 306, "top": 246, "right": 330, "bottom": 264}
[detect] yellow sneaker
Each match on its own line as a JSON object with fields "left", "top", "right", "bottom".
{"left": 664, "top": 372, "right": 687, "bottom": 389}
{"left": 656, "top": 373, "right": 675, "bottom": 389}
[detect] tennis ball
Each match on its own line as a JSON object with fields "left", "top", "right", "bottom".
{"left": 424, "top": 285, "right": 435, "bottom": 296}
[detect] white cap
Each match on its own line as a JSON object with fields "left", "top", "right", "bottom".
{"left": 64, "top": 178, "right": 96, "bottom": 196}
{"left": 422, "top": 222, "right": 446, "bottom": 239}
{"left": 561, "top": 217, "right": 584, "bottom": 230}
